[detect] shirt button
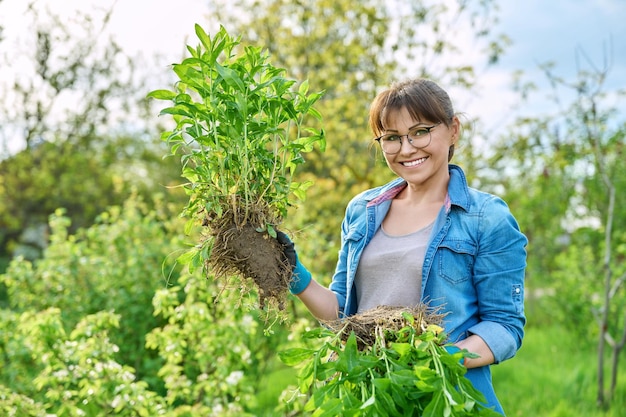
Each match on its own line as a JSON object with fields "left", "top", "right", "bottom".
{"left": 515, "top": 287, "right": 521, "bottom": 294}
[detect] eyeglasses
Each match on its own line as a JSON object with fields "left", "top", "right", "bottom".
{"left": 374, "top": 123, "right": 441, "bottom": 154}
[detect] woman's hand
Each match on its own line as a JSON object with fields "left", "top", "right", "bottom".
{"left": 455, "top": 335, "right": 495, "bottom": 368}
{"left": 276, "top": 231, "right": 339, "bottom": 321}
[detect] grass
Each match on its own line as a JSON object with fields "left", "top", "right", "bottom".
{"left": 493, "top": 324, "right": 626, "bottom": 417}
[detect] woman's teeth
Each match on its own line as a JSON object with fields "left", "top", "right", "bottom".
{"left": 402, "top": 157, "right": 427, "bottom": 167}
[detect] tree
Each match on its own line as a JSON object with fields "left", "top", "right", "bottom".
{"left": 0, "top": 1, "right": 184, "bottom": 262}
{"left": 570, "top": 69, "right": 626, "bottom": 410}
{"left": 484, "top": 48, "right": 626, "bottom": 410}
{"left": 0, "top": 1, "right": 146, "bottom": 151}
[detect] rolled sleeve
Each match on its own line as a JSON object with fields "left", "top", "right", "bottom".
{"left": 472, "top": 197, "right": 528, "bottom": 362}
{"left": 468, "top": 320, "right": 518, "bottom": 363}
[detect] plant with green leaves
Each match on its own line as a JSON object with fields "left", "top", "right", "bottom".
{"left": 279, "top": 310, "right": 500, "bottom": 416}
{"left": 148, "top": 25, "right": 325, "bottom": 309}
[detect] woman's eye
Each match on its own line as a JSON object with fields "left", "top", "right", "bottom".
{"left": 411, "top": 129, "right": 428, "bottom": 137}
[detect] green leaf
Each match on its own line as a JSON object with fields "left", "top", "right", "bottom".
{"left": 176, "top": 248, "right": 198, "bottom": 266}
{"left": 371, "top": 381, "right": 404, "bottom": 417}
{"left": 146, "top": 89, "right": 177, "bottom": 100}
{"left": 311, "top": 365, "right": 336, "bottom": 384}
{"left": 278, "top": 348, "right": 315, "bottom": 366}
{"left": 302, "top": 327, "right": 335, "bottom": 339}
{"left": 298, "top": 79, "right": 310, "bottom": 95}
{"left": 422, "top": 391, "right": 447, "bottom": 417}
{"left": 298, "top": 360, "right": 315, "bottom": 393}
{"left": 312, "top": 398, "right": 343, "bottom": 417}
{"left": 391, "top": 342, "right": 412, "bottom": 358}
{"left": 335, "top": 332, "right": 359, "bottom": 373}
{"left": 194, "top": 24, "right": 212, "bottom": 52}
{"left": 159, "top": 106, "right": 193, "bottom": 118}
{"left": 372, "top": 377, "right": 391, "bottom": 392}
{"left": 215, "top": 62, "right": 245, "bottom": 91}
{"left": 389, "top": 369, "right": 419, "bottom": 387}
{"left": 414, "top": 365, "right": 438, "bottom": 381}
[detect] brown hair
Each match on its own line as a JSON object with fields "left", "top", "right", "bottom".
{"left": 369, "top": 79, "right": 458, "bottom": 161}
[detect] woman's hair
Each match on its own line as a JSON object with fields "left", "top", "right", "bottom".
{"left": 369, "top": 78, "right": 458, "bottom": 161}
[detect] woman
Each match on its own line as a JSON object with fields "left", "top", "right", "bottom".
{"left": 280, "top": 78, "right": 527, "bottom": 414}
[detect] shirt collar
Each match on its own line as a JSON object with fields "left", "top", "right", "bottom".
{"left": 366, "top": 164, "right": 469, "bottom": 212}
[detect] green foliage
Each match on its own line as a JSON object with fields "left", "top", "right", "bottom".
{"left": 0, "top": 308, "right": 166, "bottom": 416}
{"left": 486, "top": 65, "right": 626, "bottom": 290}
{"left": 0, "top": 187, "right": 316, "bottom": 415}
{"left": 0, "top": 141, "right": 125, "bottom": 258}
{"left": 0, "top": 194, "right": 185, "bottom": 387}
{"left": 0, "top": 134, "right": 183, "bottom": 263}
{"left": 493, "top": 324, "right": 626, "bottom": 417}
{"left": 149, "top": 25, "right": 325, "bottom": 232}
{"left": 280, "top": 322, "right": 498, "bottom": 416}
{"left": 0, "top": 384, "right": 48, "bottom": 417}
{"left": 146, "top": 265, "right": 312, "bottom": 415}
{"left": 0, "top": 310, "right": 36, "bottom": 396}
{"left": 549, "top": 234, "right": 603, "bottom": 340}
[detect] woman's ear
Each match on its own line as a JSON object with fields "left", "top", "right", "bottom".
{"left": 447, "top": 116, "right": 460, "bottom": 162}
{"left": 450, "top": 115, "right": 461, "bottom": 145}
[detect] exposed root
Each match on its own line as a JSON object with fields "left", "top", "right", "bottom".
{"left": 323, "top": 305, "right": 446, "bottom": 350}
{"left": 202, "top": 201, "right": 292, "bottom": 310}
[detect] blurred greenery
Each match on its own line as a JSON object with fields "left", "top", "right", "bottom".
{"left": 493, "top": 324, "right": 626, "bottom": 417}
{"left": 0, "top": 0, "right": 624, "bottom": 415}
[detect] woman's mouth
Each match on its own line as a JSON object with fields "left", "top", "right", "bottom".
{"left": 401, "top": 156, "right": 427, "bottom": 167}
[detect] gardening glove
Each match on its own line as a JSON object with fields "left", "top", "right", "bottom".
{"left": 276, "top": 231, "right": 312, "bottom": 295}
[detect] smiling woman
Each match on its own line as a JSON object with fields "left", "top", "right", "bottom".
{"left": 282, "top": 77, "right": 528, "bottom": 415}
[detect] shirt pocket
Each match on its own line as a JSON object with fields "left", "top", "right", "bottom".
{"left": 437, "top": 239, "right": 477, "bottom": 284}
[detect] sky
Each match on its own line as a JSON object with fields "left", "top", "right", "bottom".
{"left": 0, "top": 0, "right": 624, "bottom": 153}
{"left": 481, "top": 0, "right": 626, "bottom": 128}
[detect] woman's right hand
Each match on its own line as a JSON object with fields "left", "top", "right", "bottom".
{"left": 276, "top": 231, "right": 339, "bottom": 320}
{"left": 276, "top": 231, "right": 312, "bottom": 295}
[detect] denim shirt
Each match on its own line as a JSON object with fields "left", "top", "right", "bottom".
{"left": 328, "top": 164, "right": 527, "bottom": 414}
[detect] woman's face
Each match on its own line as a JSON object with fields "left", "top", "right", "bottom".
{"left": 381, "top": 106, "right": 458, "bottom": 190}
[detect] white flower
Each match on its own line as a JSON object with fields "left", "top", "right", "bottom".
{"left": 225, "top": 370, "right": 243, "bottom": 386}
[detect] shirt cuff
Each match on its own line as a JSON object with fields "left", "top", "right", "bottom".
{"left": 467, "top": 321, "right": 518, "bottom": 363}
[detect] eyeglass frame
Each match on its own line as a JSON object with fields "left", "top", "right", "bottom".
{"left": 374, "top": 122, "right": 442, "bottom": 155}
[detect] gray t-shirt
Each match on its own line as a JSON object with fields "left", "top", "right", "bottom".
{"left": 355, "top": 222, "right": 434, "bottom": 313}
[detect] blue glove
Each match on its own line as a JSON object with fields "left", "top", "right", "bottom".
{"left": 276, "top": 231, "right": 312, "bottom": 295}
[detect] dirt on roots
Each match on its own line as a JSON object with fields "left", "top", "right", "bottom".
{"left": 204, "top": 206, "right": 292, "bottom": 310}
{"left": 323, "top": 305, "right": 446, "bottom": 350}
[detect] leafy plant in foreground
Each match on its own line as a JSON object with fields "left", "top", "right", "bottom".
{"left": 148, "top": 25, "right": 325, "bottom": 309}
{"left": 279, "top": 313, "right": 501, "bottom": 416}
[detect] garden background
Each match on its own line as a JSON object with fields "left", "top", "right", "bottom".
{"left": 0, "top": 0, "right": 625, "bottom": 416}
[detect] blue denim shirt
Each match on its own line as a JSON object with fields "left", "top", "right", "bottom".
{"left": 328, "top": 164, "right": 527, "bottom": 414}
